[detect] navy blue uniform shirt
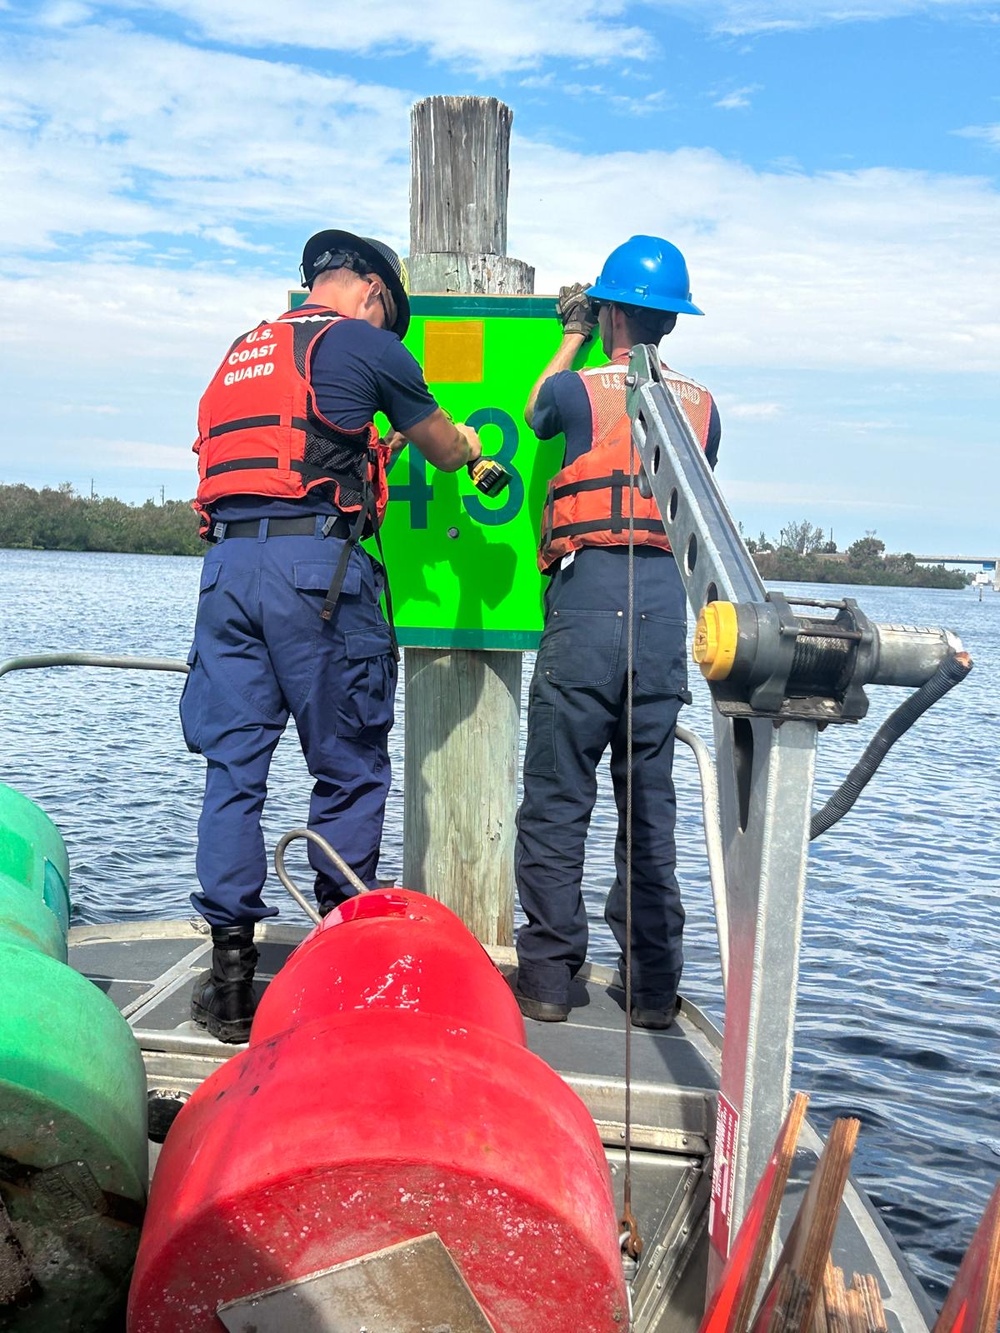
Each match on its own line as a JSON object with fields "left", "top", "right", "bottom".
{"left": 212, "top": 308, "right": 437, "bottom": 522}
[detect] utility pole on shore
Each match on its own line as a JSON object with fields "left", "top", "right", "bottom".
{"left": 403, "top": 96, "right": 534, "bottom": 945}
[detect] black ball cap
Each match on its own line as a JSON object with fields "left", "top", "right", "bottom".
{"left": 300, "top": 229, "right": 410, "bottom": 338}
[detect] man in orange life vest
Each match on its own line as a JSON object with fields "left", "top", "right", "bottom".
{"left": 512, "top": 235, "right": 720, "bottom": 1029}
{"left": 180, "top": 230, "right": 482, "bottom": 1042}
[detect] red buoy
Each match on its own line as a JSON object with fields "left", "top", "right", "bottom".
{"left": 251, "top": 888, "right": 525, "bottom": 1046}
{"left": 129, "top": 890, "right": 628, "bottom": 1331}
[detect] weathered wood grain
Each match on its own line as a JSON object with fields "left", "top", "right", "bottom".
{"left": 410, "top": 96, "right": 511, "bottom": 256}
{"left": 408, "top": 252, "right": 534, "bottom": 296}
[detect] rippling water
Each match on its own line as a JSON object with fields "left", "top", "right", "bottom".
{"left": 1, "top": 547, "right": 997, "bottom": 1303}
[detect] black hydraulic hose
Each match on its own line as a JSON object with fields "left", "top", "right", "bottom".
{"left": 810, "top": 651, "right": 973, "bottom": 840}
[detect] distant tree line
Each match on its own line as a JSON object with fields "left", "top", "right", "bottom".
{"left": 0, "top": 487, "right": 973, "bottom": 588}
{"left": 742, "top": 520, "right": 968, "bottom": 589}
{"left": 0, "top": 483, "right": 203, "bottom": 556}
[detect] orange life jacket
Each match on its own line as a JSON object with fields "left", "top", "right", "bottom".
{"left": 539, "top": 355, "right": 714, "bottom": 571}
{"left": 193, "top": 307, "right": 391, "bottom": 538}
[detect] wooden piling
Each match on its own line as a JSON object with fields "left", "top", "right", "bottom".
{"left": 402, "top": 96, "right": 535, "bottom": 945}
{"left": 408, "top": 97, "right": 534, "bottom": 297}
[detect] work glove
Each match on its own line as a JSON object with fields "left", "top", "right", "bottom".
{"left": 557, "top": 282, "right": 598, "bottom": 341}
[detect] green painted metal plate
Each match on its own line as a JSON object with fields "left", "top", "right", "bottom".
{"left": 289, "top": 292, "right": 605, "bottom": 649}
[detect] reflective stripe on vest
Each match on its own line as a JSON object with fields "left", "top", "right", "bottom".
{"left": 192, "top": 308, "right": 389, "bottom": 534}
{"left": 538, "top": 357, "right": 713, "bottom": 571}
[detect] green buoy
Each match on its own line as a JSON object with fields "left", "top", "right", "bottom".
{"left": 0, "top": 784, "right": 147, "bottom": 1330}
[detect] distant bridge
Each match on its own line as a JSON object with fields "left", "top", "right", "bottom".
{"left": 913, "top": 555, "right": 999, "bottom": 589}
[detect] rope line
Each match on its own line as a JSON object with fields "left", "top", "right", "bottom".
{"left": 621, "top": 407, "right": 641, "bottom": 1259}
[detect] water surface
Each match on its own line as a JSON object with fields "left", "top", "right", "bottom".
{"left": 1, "top": 548, "right": 997, "bottom": 1302}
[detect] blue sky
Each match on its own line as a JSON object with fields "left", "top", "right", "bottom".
{"left": 1, "top": 0, "right": 999, "bottom": 554}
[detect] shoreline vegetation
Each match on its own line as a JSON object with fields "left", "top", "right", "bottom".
{"left": 741, "top": 520, "right": 968, "bottom": 589}
{"left": 0, "top": 483, "right": 203, "bottom": 556}
{"left": 0, "top": 484, "right": 970, "bottom": 589}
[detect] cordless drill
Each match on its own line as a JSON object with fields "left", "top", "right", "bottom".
{"left": 467, "top": 457, "right": 511, "bottom": 497}
{"left": 383, "top": 428, "right": 509, "bottom": 496}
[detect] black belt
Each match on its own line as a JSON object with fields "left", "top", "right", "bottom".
{"left": 216, "top": 516, "right": 353, "bottom": 540}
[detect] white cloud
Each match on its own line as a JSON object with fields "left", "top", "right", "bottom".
{"left": 101, "top": 0, "right": 1000, "bottom": 64}
{"left": 954, "top": 122, "right": 1000, "bottom": 146}
{"left": 0, "top": 259, "right": 285, "bottom": 376}
{"left": 199, "top": 227, "right": 273, "bottom": 253}
{"left": 519, "top": 78, "right": 669, "bottom": 115}
{"left": 725, "top": 401, "right": 783, "bottom": 418}
{"left": 660, "top": 0, "right": 1000, "bottom": 37}
{"left": 510, "top": 142, "right": 1000, "bottom": 373}
{"left": 121, "top": 0, "right": 651, "bottom": 73}
{"left": 0, "top": 25, "right": 413, "bottom": 255}
{"left": 3, "top": 25, "right": 999, "bottom": 386}
{"left": 608, "top": 89, "right": 670, "bottom": 116}
{"left": 0, "top": 258, "right": 289, "bottom": 485}
{"left": 714, "top": 84, "right": 761, "bottom": 110}
{"left": 37, "top": 1, "right": 92, "bottom": 25}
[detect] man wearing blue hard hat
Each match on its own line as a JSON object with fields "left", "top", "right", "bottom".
{"left": 512, "top": 235, "right": 721, "bottom": 1029}
{"left": 181, "top": 228, "right": 482, "bottom": 1043}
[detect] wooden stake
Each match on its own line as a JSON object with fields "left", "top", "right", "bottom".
{"left": 820, "top": 1261, "right": 851, "bottom": 1333}
{"left": 750, "top": 1117, "right": 861, "bottom": 1333}
{"left": 853, "top": 1271, "right": 888, "bottom": 1333}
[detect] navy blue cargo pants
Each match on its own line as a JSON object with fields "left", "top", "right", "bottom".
{"left": 515, "top": 547, "right": 688, "bottom": 1010}
{"left": 179, "top": 518, "right": 397, "bottom": 928}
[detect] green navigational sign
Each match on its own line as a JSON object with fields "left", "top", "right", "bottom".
{"left": 289, "top": 291, "right": 605, "bottom": 650}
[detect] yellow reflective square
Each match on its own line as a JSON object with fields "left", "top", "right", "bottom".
{"left": 423, "top": 320, "right": 485, "bottom": 384}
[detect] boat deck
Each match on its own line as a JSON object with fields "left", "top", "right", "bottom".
{"left": 69, "top": 918, "right": 936, "bottom": 1333}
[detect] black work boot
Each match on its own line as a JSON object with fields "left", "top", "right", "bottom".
{"left": 191, "top": 925, "right": 259, "bottom": 1044}
{"left": 630, "top": 998, "right": 678, "bottom": 1031}
{"left": 508, "top": 971, "right": 571, "bottom": 1023}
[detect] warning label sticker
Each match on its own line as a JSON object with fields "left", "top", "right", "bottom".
{"left": 708, "top": 1092, "right": 740, "bottom": 1257}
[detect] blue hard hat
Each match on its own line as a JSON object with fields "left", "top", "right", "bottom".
{"left": 587, "top": 235, "right": 704, "bottom": 316}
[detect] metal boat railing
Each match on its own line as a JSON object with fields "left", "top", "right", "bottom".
{"left": 0, "top": 651, "right": 732, "bottom": 991}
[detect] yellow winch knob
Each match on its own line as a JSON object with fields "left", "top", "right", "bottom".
{"left": 693, "top": 601, "right": 739, "bottom": 680}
